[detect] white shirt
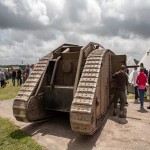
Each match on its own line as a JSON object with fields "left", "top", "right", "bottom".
{"left": 131, "top": 70, "right": 138, "bottom": 87}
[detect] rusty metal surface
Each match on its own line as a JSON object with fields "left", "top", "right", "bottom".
{"left": 70, "top": 48, "right": 105, "bottom": 134}
{"left": 12, "top": 42, "right": 126, "bottom": 135}
{"left": 12, "top": 44, "right": 82, "bottom": 122}
{"left": 13, "top": 54, "right": 52, "bottom": 122}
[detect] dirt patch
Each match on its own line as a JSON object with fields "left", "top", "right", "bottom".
{"left": 0, "top": 99, "right": 150, "bottom": 150}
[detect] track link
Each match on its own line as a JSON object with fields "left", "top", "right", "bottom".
{"left": 13, "top": 54, "right": 52, "bottom": 122}
{"left": 70, "top": 49, "right": 106, "bottom": 135}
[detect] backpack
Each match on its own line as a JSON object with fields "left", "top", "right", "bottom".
{"left": 144, "top": 68, "right": 148, "bottom": 76}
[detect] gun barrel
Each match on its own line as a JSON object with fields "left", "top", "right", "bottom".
{"left": 126, "top": 65, "right": 139, "bottom": 68}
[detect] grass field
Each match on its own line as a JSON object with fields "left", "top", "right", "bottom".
{"left": 0, "top": 79, "right": 21, "bottom": 101}
{"left": 0, "top": 81, "right": 45, "bottom": 149}
{"left": 0, "top": 118, "right": 43, "bottom": 150}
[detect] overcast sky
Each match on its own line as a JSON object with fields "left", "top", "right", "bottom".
{"left": 0, "top": 0, "right": 150, "bottom": 65}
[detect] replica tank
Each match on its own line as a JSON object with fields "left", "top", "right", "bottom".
{"left": 13, "top": 42, "right": 126, "bottom": 135}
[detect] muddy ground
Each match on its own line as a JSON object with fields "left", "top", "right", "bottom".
{"left": 0, "top": 99, "right": 150, "bottom": 150}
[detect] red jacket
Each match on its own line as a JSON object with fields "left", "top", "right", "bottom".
{"left": 136, "top": 72, "right": 147, "bottom": 89}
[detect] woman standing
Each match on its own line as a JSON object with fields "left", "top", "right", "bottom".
{"left": 136, "top": 68, "right": 147, "bottom": 109}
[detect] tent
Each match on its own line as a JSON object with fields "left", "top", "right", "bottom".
{"left": 127, "top": 56, "right": 136, "bottom": 75}
{"left": 129, "top": 50, "right": 150, "bottom": 83}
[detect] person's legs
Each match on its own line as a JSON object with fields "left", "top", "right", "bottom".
{"left": 18, "top": 78, "right": 20, "bottom": 86}
{"left": 1, "top": 80, "right": 4, "bottom": 88}
{"left": 1, "top": 80, "right": 2, "bottom": 87}
{"left": 135, "top": 86, "right": 139, "bottom": 100}
{"left": 20, "top": 78, "right": 22, "bottom": 85}
{"left": 119, "top": 91, "right": 126, "bottom": 117}
{"left": 141, "top": 89, "right": 145, "bottom": 108}
{"left": 139, "top": 89, "right": 145, "bottom": 108}
{"left": 17, "top": 78, "right": 19, "bottom": 86}
{"left": 12, "top": 78, "right": 15, "bottom": 86}
{"left": 113, "top": 90, "right": 119, "bottom": 116}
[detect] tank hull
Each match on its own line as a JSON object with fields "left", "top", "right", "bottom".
{"left": 13, "top": 42, "right": 126, "bottom": 135}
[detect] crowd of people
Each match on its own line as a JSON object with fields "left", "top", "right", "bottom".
{"left": 131, "top": 63, "right": 150, "bottom": 109}
{"left": 0, "top": 64, "right": 34, "bottom": 88}
{"left": 11, "top": 64, "right": 34, "bottom": 86}
{"left": 1, "top": 61, "right": 150, "bottom": 118}
{"left": 112, "top": 63, "right": 150, "bottom": 119}
{"left": 0, "top": 70, "right": 10, "bottom": 88}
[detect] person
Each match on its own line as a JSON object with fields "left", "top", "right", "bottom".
{"left": 29, "top": 64, "right": 34, "bottom": 74}
{"left": 112, "top": 65, "right": 128, "bottom": 118}
{"left": 131, "top": 67, "right": 139, "bottom": 102}
{"left": 136, "top": 68, "right": 147, "bottom": 109}
{"left": 17, "top": 68, "right": 22, "bottom": 86}
{"left": 140, "top": 63, "right": 148, "bottom": 76}
{"left": 25, "top": 64, "right": 30, "bottom": 78}
{"left": 140, "top": 63, "right": 148, "bottom": 94}
{"left": 125, "top": 68, "right": 130, "bottom": 105}
{"left": 0, "top": 71, "right": 1, "bottom": 86}
{"left": 12, "top": 69, "right": 16, "bottom": 86}
{"left": 147, "top": 69, "right": 150, "bottom": 109}
{"left": 0, "top": 71, "right": 5, "bottom": 88}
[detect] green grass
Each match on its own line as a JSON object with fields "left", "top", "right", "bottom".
{"left": 0, "top": 118, "right": 44, "bottom": 150}
{"left": 127, "top": 93, "right": 135, "bottom": 99}
{"left": 0, "top": 79, "right": 21, "bottom": 101}
{"left": 127, "top": 93, "right": 150, "bottom": 101}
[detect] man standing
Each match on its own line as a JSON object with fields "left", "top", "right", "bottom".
{"left": 147, "top": 69, "right": 150, "bottom": 109}
{"left": 17, "top": 68, "right": 22, "bottom": 86}
{"left": 12, "top": 69, "right": 16, "bottom": 86}
{"left": 0, "top": 71, "right": 5, "bottom": 88}
{"left": 112, "top": 65, "right": 128, "bottom": 118}
{"left": 140, "top": 63, "right": 148, "bottom": 76}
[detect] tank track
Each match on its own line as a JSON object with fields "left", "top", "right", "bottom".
{"left": 13, "top": 54, "right": 52, "bottom": 122}
{"left": 70, "top": 49, "right": 106, "bottom": 135}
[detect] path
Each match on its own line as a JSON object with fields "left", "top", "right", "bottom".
{"left": 0, "top": 99, "right": 150, "bottom": 150}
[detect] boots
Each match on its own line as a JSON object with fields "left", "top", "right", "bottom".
{"left": 119, "top": 111, "right": 126, "bottom": 118}
{"left": 113, "top": 109, "right": 117, "bottom": 116}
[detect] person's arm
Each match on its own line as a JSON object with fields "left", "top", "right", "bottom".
{"left": 145, "top": 75, "right": 147, "bottom": 83}
{"left": 136, "top": 75, "right": 139, "bottom": 84}
{"left": 112, "top": 72, "right": 118, "bottom": 79}
{"left": 148, "top": 71, "right": 150, "bottom": 85}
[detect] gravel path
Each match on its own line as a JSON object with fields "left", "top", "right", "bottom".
{"left": 0, "top": 99, "right": 150, "bottom": 150}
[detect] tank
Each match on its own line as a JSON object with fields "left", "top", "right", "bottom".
{"left": 13, "top": 42, "right": 126, "bottom": 135}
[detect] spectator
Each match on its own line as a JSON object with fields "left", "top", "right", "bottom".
{"left": 29, "top": 64, "right": 34, "bottom": 74}
{"left": 0, "top": 71, "right": 5, "bottom": 88}
{"left": 17, "top": 68, "right": 22, "bottom": 86}
{"left": 22, "top": 70, "right": 27, "bottom": 83}
{"left": 25, "top": 64, "right": 30, "bottom": 78}
{"left": 147, "top": 69, "right": 150, "bottom": 109}
{"left": 140, "top": 63, "right": 148, "bottom": 76}
{"left": 112, "top": 65, "right": 128, "bottom": 118}
{"left": 136, "top": 68, "right": 147, "bottom": 109}
{"left": 0, "top": 71, "right": 1, "bottom": 84}
{"left": 131, "top": 67, "right": 139, "bottom": 103}
{"left": 12, "top": 69, "right": 16, "bottom": 86}
{"left": 140, "top": 63, "right": 148, "bottom": 93}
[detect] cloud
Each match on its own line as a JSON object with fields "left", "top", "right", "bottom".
{"left": 0, "top": 0, "right": 150, "bottom": 65}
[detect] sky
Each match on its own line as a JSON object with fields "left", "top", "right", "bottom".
{"left": 0, "top": 0, "right": 150, "bottom": 65}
